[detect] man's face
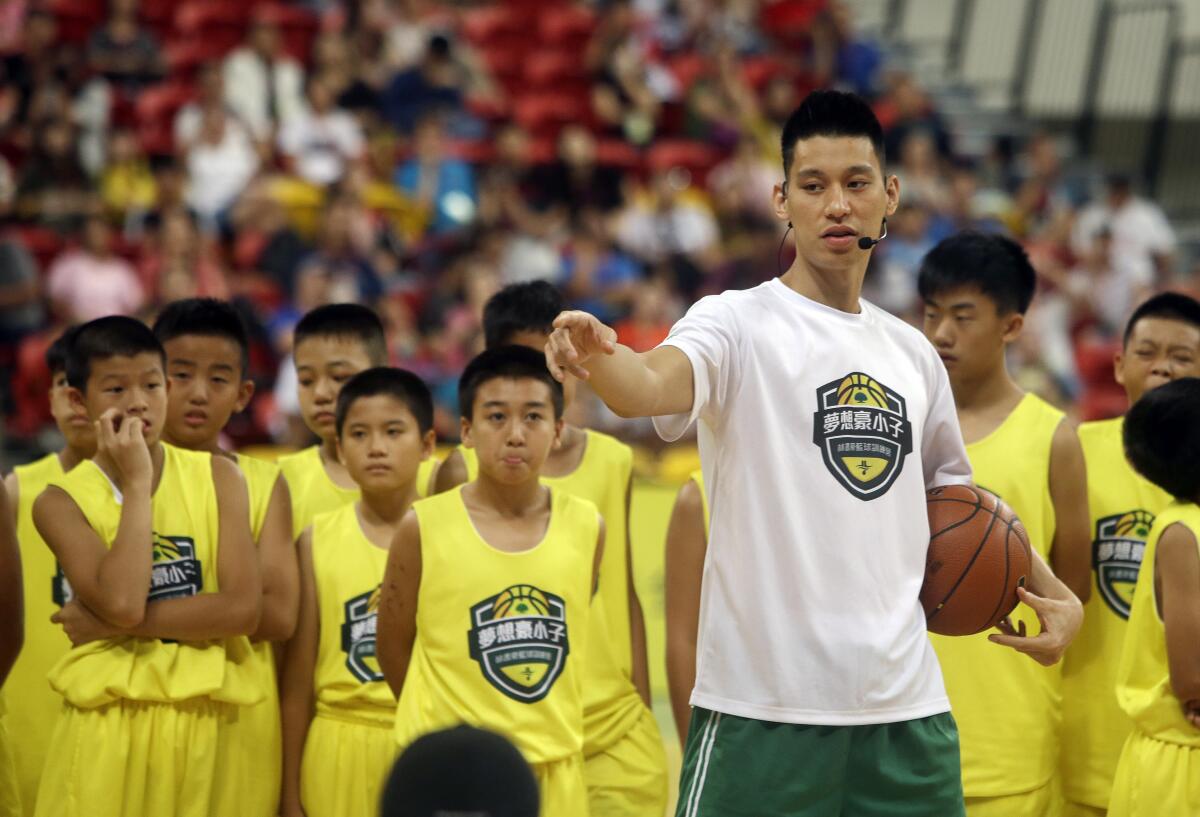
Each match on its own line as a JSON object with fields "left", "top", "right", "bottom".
{"left": 163, "top": 335, "right": 251, "bottom": 449}
{"left": 77, "top": 353, "right": 169, "bottom": 446}
{"left": 294, "top": 336, "right": 375, "bottom": 442}
{"left": 923, "top": 287, "right": 1022, "bottom": 388}
{"left": 774, "top": 135, "right": 898, "bottom": 270}
{"left": 462, "top": 377, "right": 562, "bottom": 485}
{"left": 337, "top": 395, "right": 433, "bottom": 493}
{"left": 50, "top": 371, "right": 97, "bottom": 455}
{"left": 1115, "top": 317, "right": 1200, "bottom": 405}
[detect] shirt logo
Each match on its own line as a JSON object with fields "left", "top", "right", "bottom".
{"left": 341, "top": 586, "right": 384, "bottom": 683}
{"left": 468, "top": 584, "right": 569, "bottom": 703}
{"left": 812, "top": 372, "right": 913, "bottom": 501}
{"left": 149, "top": 534, "right": 203, "bottom": 601}
{"left": 1093, "top": 510, "right": 1153, "bottom": 619}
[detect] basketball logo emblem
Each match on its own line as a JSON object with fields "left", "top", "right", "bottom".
{"left": 468, "top": 583, "right": 569, "bottom": 703}
{"left": 148, "top": 533, "right": 203, "bottom": 601}
{"left": 1093, "top": 510, "right": 1154, "bottom": 619}
{"left": 812, "top": 371, "right": 913, "bottom": 500}
{"left": 342, "top": 584, "right": 384, "bottom": 682}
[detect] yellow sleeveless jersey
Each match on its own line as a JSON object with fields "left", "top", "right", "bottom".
{"left": 930, "top": 393, "right": 1064, "bottom": 797}
{"left": 311, "top": 503, "right": 396, "bottom": 724}
{"left": 459, "top": 433, "right": 644, "bottom": 753}
{"left": 237, "top": 453, "right": 282, "bottom": 542}
{"left": 1116, "top": 500, "right": 1200, "bottom": 747}
{"left": 690, "top": 470, "right": 709, "bottom": 536}
{"left": 1061, "top": 417, "right": 1173, "bottom": 807}
{"left": 396, "top": 486, "right": 599, "bottom": 764}
{"left": 45, "top": 443, "right": 258, "bottom": 708}
{"left": 5, "top": 453, "right": 72, "bottom": 815}
{"left": 279, "top": 445, "right": 437, "bottom": 539}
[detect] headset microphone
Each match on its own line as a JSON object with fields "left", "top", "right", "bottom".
{"left": 858, "top": 219, "right": 888, "bottom": 250}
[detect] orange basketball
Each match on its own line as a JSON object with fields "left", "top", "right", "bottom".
{"left": 920, "top": 484, "right": 1032, "bottom": 636}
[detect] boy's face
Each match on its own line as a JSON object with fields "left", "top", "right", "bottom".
{"left": 337, "top": 395, "right": 434, "bottom": 493}
{"left": 163, "top": 335, "right": 253, "bottom": 449}
{"left": 504, "top": 330, "right": 577, "bottom": 407}
{"left": 73, "top": 353, "right": 169, "bottom": 446}
{"left": 462, "top": 377, "right": 563, "bottom": 484}
{"left": 1115, "top": 317, "right": 1200, "bottom": 405}
{"left": 50, "top": 370, "right": 97, "bottom": 455}
{"left": 295, "top": 336, "right": 375, "bottom": 441}
{"left": 923, "top": 287, "right": 1022, "bottom": 387}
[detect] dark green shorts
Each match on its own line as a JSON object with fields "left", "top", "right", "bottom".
{"left": 675, "top": 708, "right": 965, "bottom": 817}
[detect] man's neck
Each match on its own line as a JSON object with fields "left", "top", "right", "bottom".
{"left": 471, "top": 472, "right": 546, "bottom": 518}
{"left": 951, "top": 365, "right": 1023, "bottom": 414}
{"left": 57, "top": 445, "right": 90, "bottom": 473}
{"left": 163, "top": 430, "right": 229, "bottom": 459}
{"left": 359, "top": 486, "right": 416, "bottom": 528}
{"left": 779, "top": 256, "right": 867, "bottom": 314}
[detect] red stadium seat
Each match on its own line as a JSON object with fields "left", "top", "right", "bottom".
{"left": 523, "top": 50, "right": 588, "bottom": 90}
{"left": 135, "top": 81, "right": 196, "bottom": 130}
{"left": 594, "top": 139, "right": 642, "bottom": 170}
{"left": 646, "top": 139, "right": 722, "bottom": 185}
{"left": 513, "top": 93, "right": 586, "bottom": 138}
{"left": 253, "top": 4, "right": 319, "bottom": 61}
{"left": 460, "top": 6, "right": 526, "bottom": 48}
{"left": 174, "top": 2, "right": 250, "bottom": 53}
{"left": 165, "top": 39, "right": 233, "bottom": 77}
{"left": 47, "top": 0, "right": 104, "bottom": 45}
{"left": 761, "top": 0, "right": 828, "bottom": 40}
{"left": 5, "top": 226, "right": 63, "bottom": 275}
{"left": 742, "top": 56, "right": 789, "bottom": 90}
{"left": 465, "top": 94, "right": 510, "bottom": 122}
{"left": 668, "top": 53, "right": 710, "bottom": 93}
{"left": 538, "top": 6, "right": 597, "bottom": 49}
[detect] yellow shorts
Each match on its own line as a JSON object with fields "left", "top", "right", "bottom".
{"left": 1108, "top": 731, "right": 1200, "bottom": 817}
{"left": 212, "top": 653, "right": 281, "bottom": 817}
{"left": 584, "top": 704, "right": 668, "bottom": 817}
{"left": 0, "top": 712, "right": 21, "bottom": 817}
{"left": 301, "top": 713, "right": 396, "bottom": 817}
{"left": 1062, "top": 801, "right": 1106, "bottom": 817}
{"left": 33, "top": 698, "right": 225, "bottom": 817}
{"left": 533, "top": 754, "right": 588, "bottom": 817}
{"left": 965, "top": 777, "right": 1063, "bottom": 817}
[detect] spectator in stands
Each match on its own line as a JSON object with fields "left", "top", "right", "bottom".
{"left": 588, "top": 0, "right": 662, "bottom": 145}
{"left": 139, "top": 209, "right": 230, "bottom": 304}
{"left": 530, "top": 126, "right": 625, "bottom": 225}
{"left": 894, "top": 130, "right": 948, "bottom": 213}
{"left": 871, "top": 201, "right": 936, "bottom": 317}
{"left": 708, "top": 135, "right": 783, "bottom": 228}
{"left": 395, "top": 112, "right": 477, "bottom": 235}
{"left": 477, "top": 124, "right": 560, "bottom": 237}
{"left": 46, "top": 214, "right": 145, "bottom": 322}
{"left": 878, "top": 72, "right": 951, "bottom": 160}
{"left": 100, "top": 127, "right": 157, "bottom": 223}
{"left": 15, "top": 117, "right": 93, "bottom": 233}
{"left": 176, "top": 63, "right": 251, "bottom": 153}
{"left": 614, "top": 167, "right": 720, "bottom": 273}
{"left": 183, "top": 101, "right": 260, "bottom": 228}
{"left": 614, "top": 273, "right": 678, "bottom": 352}
{"left": 0, "top": 237, "right": 43, "bottom": 346}
{"left": 0, "top": 9, "right": 69, "bottom": 134}
{"left": 223, "top": 14, "right": 306, "bottom": 141}
{"left": 383, "top": 33, "right": 464, "bottom": 135}
{"left": 293, "top": 195, "right": 383, "bottom": 304}
{"left": 820, "top": 0, "right": 884, "bottom": 97}
{"left": 1072, "top": 173, "right": 1175, "bottom": 290}
{"left": 561, "top": 221, "right": 641, "bottom": 324}
{"left": 278, "top": 73, "right": 366, "bottom": 188}
{"left": 86, "top": 0, "right": 163, "bottom": 93}
{"left": 1008, "top": 132, "right": 1076, "bottom": 238}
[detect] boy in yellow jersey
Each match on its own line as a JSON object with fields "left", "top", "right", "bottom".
{"left": 2, "top": 329, "right": 96, "bottom": 817}
{"left": 378, "top": 346, "right": 605, "bottom": 817}
{"left": 151, "top": 298, "right": 298, "bottom": 817}
{"left": 436, "top": 281, "right": 665, "bottom": 816}
{"left": 277, "top": 304, "right": 439, "bottom": 539}
{"left": 29, "top": 316, "right": 261, "bottom": 817}
{"left": 919, "top": 233, "right": 1090, "bottom": 817}
{"left": 279, "top": 366, "right": 436, "bottom": 817}
{"left": 1061, "top": 292, "right": 1200, "bottom": 817}
{"left": 0, "top": 484, "right": 23, "bottom": 817}
{"left": 1108, "top": 377, "right": 1200, "bottom": 816}
{"left": 664, "top": 471, "right": 707, "bottom": 746}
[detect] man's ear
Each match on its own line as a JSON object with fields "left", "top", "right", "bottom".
{"left": 235, "top": 379, "right": 256, "bottom": 414}
{"left": 460, "top": 417, "right": 474, "bottom": 449}
{"left": 773, "top": 180, "right": 790, "bottom": 225}
{"left": 885, "top": 173, "right": 901, "bottom": 217}
{"left": 1001, "top": 312, "right": 1025, "bottom": 344}
{"left": 1113, "top": 348, "right": 1126, "bottom": 387}
{"left": 67, "top": 386, "right": 87, "bottom": 415}
{"left": 421, "top": 429, "right": 437, "bottom": 460}
{"left": 552, "top": 417, "right": 565, "bottom": 450}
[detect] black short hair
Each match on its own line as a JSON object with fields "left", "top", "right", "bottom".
{"left": 780, "top": 90, "right": 885, "bottom": 177}
{"left": 917, "top": 232, "right": 1037, "bottom": 315}
{"left": 483, "top": 281, "right": 565, "bottom": 350}
{"left": 65, "top": 316, "right": 166, "bottom": 392}
{"left": 1123, "top": 377, "right": 1200, "bottom": 501}
{"left": 152, "top": 298, "right": 250, "bottom": 375}
{"left": 293, "top": 304, "right": 388, "bottom": 366}
{"left": 46, "top": 325, "right": 80, "bottom": 376}
{"left": 458, "top": 346, "right": 564, "bottom": 420}
{"left": 1122, "top": 292, "right": 1200, "bottom": 347}
{"left": 335, "top": 366, "right": 434, "bottom": 437}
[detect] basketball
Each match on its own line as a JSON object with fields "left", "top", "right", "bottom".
{"left": 836, "top": 373, "right": 889, "bottom": 408}
{"left": 492, "top": 585, "right": 551, "bottom": 618}
{"left": 920, "top": 485, "right": 1033, "bottom": 636}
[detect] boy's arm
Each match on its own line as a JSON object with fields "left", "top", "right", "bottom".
{"left": 253, "top": 475, "right": 299, "bottom": 642}
{"left": 1048, "top": 419, "right": 1092, "bottom": 602}
{"left": 53, "top": 457, "right": 262, "bottom": 643}
{"left": 546, "top": 311, "right": 694, "bottom": 419}
{"left": 665, "top": 479, "right": 706, "bottom": 745}
{"left": 0, "top": 484, "right": 23, "bottom": 685}
{"left": 377, "top": 511, "right": 422, "bottom": 698}
{"left": 4, "top": 472, "right": 18, "bottom": 508}
{"left": 35, "top": 411, "right": 155, "bottom": 628}
{"left": 279, "top": 529, "right": 319, "bottom": 817}
{"left": 988, "top": 548, "right": 1083, "bottom": 666}
{"left": 432, "top": 448, "right": 468, "bottom": 494}
{"left": 624, "top": 477, "right": 651, "bottom": 706}
{"left": 1155, "top": 523, "right": 1200, "bottom": 721}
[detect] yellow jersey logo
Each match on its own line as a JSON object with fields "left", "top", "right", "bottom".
{"left": 468, "top": 584, "right": 569, "bottom": 703}
{"left": 813, "top": 372, "right": 913, "bottom": 500}
{"left": 341, "top": 585, "right": 384, "bottom": 683}
{"left": 1094, "top": 510, "right": 1153, "bottom": 619}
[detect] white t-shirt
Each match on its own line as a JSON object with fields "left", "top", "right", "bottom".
{"left": 654, "top": 279, "right": 971, "bottom": 725}
{"left": 1071, "top": 197, "right": 1175, "bottom": 287}
{"left": 277, "top": 110, "right": 364, "bottom": 187}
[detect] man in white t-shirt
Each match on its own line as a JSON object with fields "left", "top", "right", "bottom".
{"left": 546, "top": 90, "right": 1082, "bottom": 816}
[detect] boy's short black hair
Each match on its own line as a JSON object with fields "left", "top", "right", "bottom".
{"left": 483, "top": 281, "right": 565, "bottom": 350}
{"left": 917, "top": 232, "right": 1037, "bottom": 315}
{"left": 152, "top": 298, "right": 250, "bottom": 375}
{"left": 65, "top": 316, "right": 166, "bottom": 392}
{"left": 458, "top": 346, "right": 564, "bottom": 420}
{"left": 780, "top": 90, "right": 886, "bottom": 177}
{"left": 335, "top": 366, "right": 434, "bottom": 437}
{"left": 1123, "top": 377, "right": 1200, "bottom": 501}
{"left": 1122, "top": 291, "right": 1200, "bottom": 347}
{"left": 293, "top": 304, "right": 388, "bottom": 366}
{"left": 46, "top": 325, "right": 80, "bottom": 376}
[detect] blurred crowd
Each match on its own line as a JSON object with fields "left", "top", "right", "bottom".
{"left": 0, "top": 0, "right": 1195, "bottom": 452}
